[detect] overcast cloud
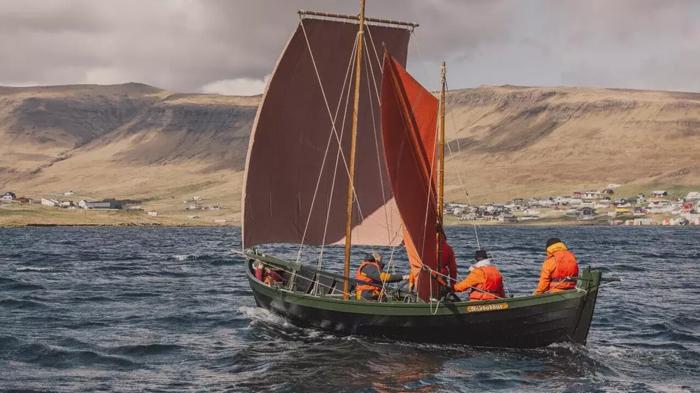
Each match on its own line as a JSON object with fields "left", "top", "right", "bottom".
{"left": 1, "top": 0, "right": 698, "bottom": 95}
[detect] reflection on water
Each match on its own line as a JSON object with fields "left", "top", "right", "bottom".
{"left": 0, "top": 226, "right": 698, "bottom": 392}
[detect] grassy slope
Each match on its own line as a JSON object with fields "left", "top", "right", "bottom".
{"left": 1, "top": 83, "right": 699, "bottom": 226}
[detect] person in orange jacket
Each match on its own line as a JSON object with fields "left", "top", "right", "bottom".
{"left": 355, "top": 253, "right": 408, "bottom": 300}
{"left": 534, "top": 238, "right": 579, "bottom": 294}
{"left": 452, "top": 249, "right": 505, "bottom": 301}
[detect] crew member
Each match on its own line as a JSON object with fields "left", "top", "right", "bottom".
{"left": 452, "top": 249, "right": 505, "bottom": 300}
{"left": 355, "top": 252, "right": 408, "bottom": 300}
{"left": 534, "top": 238, "right": 579, "bottom": 294}
{"left": 438, "top": 233, "right": 458, "bottom": 287}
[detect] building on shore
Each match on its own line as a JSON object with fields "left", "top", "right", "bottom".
{"left": 1, "top": 192, "right": 16, "bottom": 202}
{"left": 41, "top": 198, "right": 59, "bottom": 207}
{"left": 78, "top": 199, "right": 122, "bottom": 209}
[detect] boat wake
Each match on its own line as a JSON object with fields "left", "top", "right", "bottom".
{"left": 238, "top": 306, "right": 289, "bottom": 327}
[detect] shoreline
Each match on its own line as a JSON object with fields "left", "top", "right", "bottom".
{"left": 2, "top": 204, "right": 697, "bottom": 228}
{"left": 2, "top": 222, "right": 698, "bottom": 229}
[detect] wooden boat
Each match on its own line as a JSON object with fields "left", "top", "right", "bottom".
{"left": 241, "top": 1, "right": 602, "bottom": 348}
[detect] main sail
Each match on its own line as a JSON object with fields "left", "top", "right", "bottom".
{"left": 242, "top": 17, "right": 411, "bottom": 248}
{"left": 380, "top": 53, "right": 440, "bottom": 301}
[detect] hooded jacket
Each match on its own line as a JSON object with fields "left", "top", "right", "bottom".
{"left": 534, "top": 242, "right": 579, "bottom": 294}
{"left": 452, "top": 259, "right": 505, "bottom": 300}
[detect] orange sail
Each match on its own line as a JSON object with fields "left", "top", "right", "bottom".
{"left": 380, "top": 53, "right": 440, "bottom": 301}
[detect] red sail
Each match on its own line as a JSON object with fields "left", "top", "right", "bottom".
{"left": 381, "top": 53, "right": 440, "bottom": 301}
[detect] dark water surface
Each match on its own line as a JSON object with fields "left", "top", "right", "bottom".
{"left": 0, "top": 226, "right": 698, "bottom": 392}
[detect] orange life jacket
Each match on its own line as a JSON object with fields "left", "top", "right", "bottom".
{"left": 355, "top": 260, "right": 381, "bottom": 298}
{"left": 469, "top": 265, "right": 505, "bottom": 301}
{"left": 549, "top": 250, "right": 579, "bottom": 291}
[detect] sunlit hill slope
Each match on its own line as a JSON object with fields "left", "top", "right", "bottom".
{"left": 0, "top": 83, "right": 698, "bottom": 224}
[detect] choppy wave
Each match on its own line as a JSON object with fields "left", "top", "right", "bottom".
{"left": 0, "top": 226, "right": 697, "bottom": 392}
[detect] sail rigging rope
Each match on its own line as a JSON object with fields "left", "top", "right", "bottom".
{"left": 316, "top": 35, "right": 360, "bottom": 271}
{"left": 296, "top": 18, "right": 368, "bottom": 264}
{"left": 362, "top": 34, "right": 394, "bottom": 244}
{"left": 443, "top": 79, "right": 483, "bottom": 251}
{"left": 298, "top": 17, "right": 370, "bottom": 218}
{"left": 363, "top": 25, "right": 405, "bottom": 255}
{"left": 364, "top": 27, "right": 416, "bottom": 303}
{"left": 407, "top": 25, "right": 485, "bottom": 259}
{"left": 295, "top": 22, "right": 357, "bottom": 263}
{"left": 364, "top": 25, "right": 385, "bottom": 78}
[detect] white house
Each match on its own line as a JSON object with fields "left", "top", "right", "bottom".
{"left": 41, "top": 198, "right": 59, "bottom": 207}
{"left": 685, "top": 192, "right": 700, "bottom": 201}
{"left": 1, "top": 192, "right": 16, "bottom": 201}
{"left": 583, "top": 191, "right": 602, "bottom": 199}
{"left": 78, "top": 199, "right": 115, "bottom": 209}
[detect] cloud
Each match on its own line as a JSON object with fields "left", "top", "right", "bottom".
{"left": 0, "top": 0, "right": 698, "bottom": 93}
{"left": 201, "top": 78, "right": 267, "bottom": 96}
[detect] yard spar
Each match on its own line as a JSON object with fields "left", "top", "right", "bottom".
{"left": 241, "top": 1, "right": 603, "bottom": 348}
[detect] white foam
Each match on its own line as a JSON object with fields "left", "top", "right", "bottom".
{"left": 238, "top": 306, "right": 289, "bottom": 326}
{"left": 15, "top": 267, "right": 53, "bottom": 272}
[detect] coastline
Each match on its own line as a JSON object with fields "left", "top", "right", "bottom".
{"left": 0, "top": 206, "right": 608, "bottom": 227}
{"left": 0, "top": 204, "right": 237, "bottom": 228}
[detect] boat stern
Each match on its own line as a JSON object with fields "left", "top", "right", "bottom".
{"left": 572, "top": 266, "right": 602, "bottom": 344}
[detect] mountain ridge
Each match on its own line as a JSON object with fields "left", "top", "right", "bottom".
{"left": 1, "top": 82, "right": 698, "bottom": 224}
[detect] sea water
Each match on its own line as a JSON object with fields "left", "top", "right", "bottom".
{"left": 0, "top": 226, "right": 697, "bottom": 392}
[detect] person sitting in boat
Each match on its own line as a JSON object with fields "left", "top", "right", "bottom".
{"left": 355, "top": 252, "right": 408, "bottom": 300}
{"left": 451, "top": 249, "right": 505, "bottom": 301}
{"left": 534, "top": 238, "right": 579, "bottom": 294}
{"left": 263, "top": 267, "right": 284, "bottom": 286}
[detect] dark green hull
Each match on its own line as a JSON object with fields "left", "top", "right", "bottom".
{"left": 245, "top": 251, "right": 601, "bottom": 348}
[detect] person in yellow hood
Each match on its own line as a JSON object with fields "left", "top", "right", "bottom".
{"left": 534, "top": 238, "right": 579, "bottom": 294}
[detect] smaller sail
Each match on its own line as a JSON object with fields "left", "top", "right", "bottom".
{"left": 380, "top": 53, "right": 440, "bottom": 301}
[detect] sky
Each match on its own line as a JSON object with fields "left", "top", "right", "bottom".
{"left": 1, "top": 0, "right": 699, "bottom": 95}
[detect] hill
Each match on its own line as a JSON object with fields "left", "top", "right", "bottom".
{"left": 442, "top": 85, "right": 700, "bottom": 203}
{"left": 0, "top": 83, "right": 698, "bottom": 225}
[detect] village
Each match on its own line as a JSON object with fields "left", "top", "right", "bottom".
{"left": 0, "top": 191, "right": 231, "bottom": 225}
{"left": 2, "top": 186, "right": 700, "bottom": 227}
{"left": 444, "top": 185, "right": 700, "bottom": 226}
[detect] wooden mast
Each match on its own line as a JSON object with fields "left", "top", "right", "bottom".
{"left": 436, "top": 62, "right": 446, "bottom": 284}
{"left": 343, "top": 0, "right": 367, "bottom": 300}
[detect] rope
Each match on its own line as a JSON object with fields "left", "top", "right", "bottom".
{"left": 378, "top": 224, "right": 406, "bottom": 303}
{"left": 361, "top": 35, "right": 394, "bottom": 243}
{"left": 240, "top": 250, "right": 509, "bottom": 304}
{"left": 400, "top": 28, "right": 446, "bottom": 306}
{"left": 260, "top": 261, "right": 352, "bottom": 298}
{"left": 364, "top": 24, "right": 384, "bottom": 76}
{"left": 443, "top": 80, "right": 483, "bottom": 250}
{"left": 416, "top": 84, "right": 440, "bottom": 308}
{"left": 316, "top": 34, "right": 360, "bottom": 270}
{"left": 250, "top": 256, "right": 413, "bottom": 300}
{"left": 295, "top": 19, "right": 360, "bottom": 263}
{"left": 298, "top": 19, "right": 370, "bottom": 240}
